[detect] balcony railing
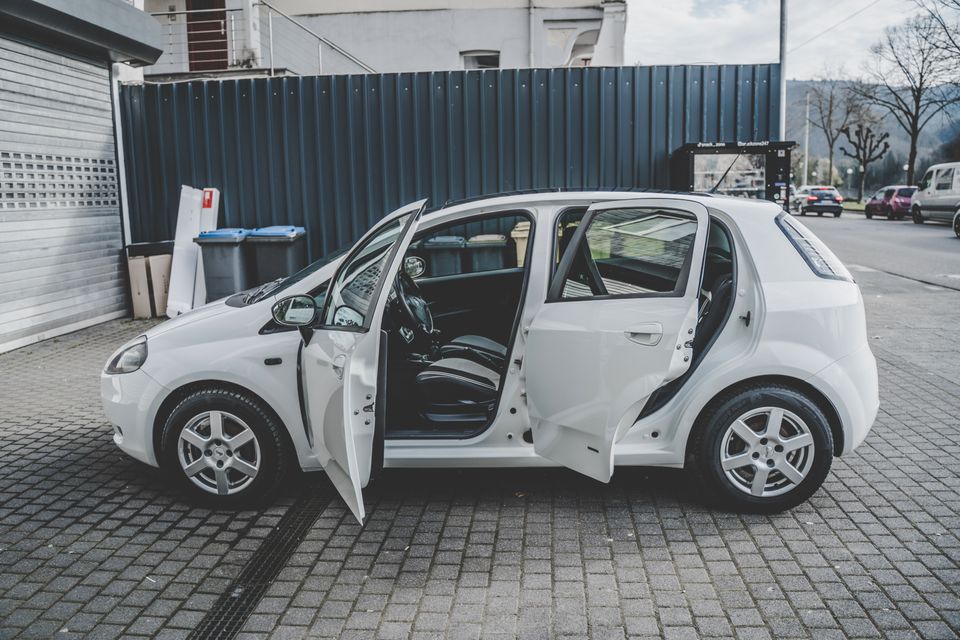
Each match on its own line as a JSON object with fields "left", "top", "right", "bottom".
{"left": 144, "top": 3, "right": 373, "bottom": 78}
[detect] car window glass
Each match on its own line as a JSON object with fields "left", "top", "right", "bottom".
{"left": 554, "top": 208, "right": 587, "bottom": 268}
{"left": 559, "top": 208, "right": 697, "bottom": 299}
{"left": 884, "top": 189, "right": 895, "bottom": 199}
{"left": 405, "top": 212, "right": 527, "bottom": 278}
{"left": 322, "top": 213, "right": 411, "bottom": 328}
{"left": 896, "top": 187, "right": 916, "bottom": 197}
{"left": 919, "top": 170, "right": 933, "bottom": 190}
{"left": 936, "top": 168, "right": 954, "bottom": 190}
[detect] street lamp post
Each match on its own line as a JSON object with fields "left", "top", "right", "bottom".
{"left": 903, "top": 163, "right": 910, "bottom": 185}
{"left": 846, "top": 167, "right": 854, "bottom": 199}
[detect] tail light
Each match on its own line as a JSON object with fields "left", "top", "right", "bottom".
{"left": 836, "top": 196, "right": 844, "bottom": 203}
{"left": 807, "top": 195, "right": 818, "bottom": 201}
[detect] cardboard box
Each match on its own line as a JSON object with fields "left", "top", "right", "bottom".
{"left": 128, "top": 256, "right": 152, "bottom": 319}
{"left": 148, "top": 254, "right": 172, "bottom": 317}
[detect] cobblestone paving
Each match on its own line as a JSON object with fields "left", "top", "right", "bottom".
{"left": 1, "top": 269, "right": 959, "bottom": 639}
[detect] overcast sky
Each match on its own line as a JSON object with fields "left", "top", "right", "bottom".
{"left": 624, "top": 0, "right": 919, "bottom": 80}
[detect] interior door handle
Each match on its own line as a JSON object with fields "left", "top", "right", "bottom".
{"left": 625, "top": 323, "right": 663, "bottom": 346}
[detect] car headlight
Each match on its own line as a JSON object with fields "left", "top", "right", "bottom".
{"left": 105, "top": 336, "right": 148, "bottom": 374}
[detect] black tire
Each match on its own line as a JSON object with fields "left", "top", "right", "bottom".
{"left": 865, "top": 210, "right": 873, "bottom": 219}
{"left": 799, "top": 209, "right": 807, "bottom": 216}
{"left": 913, "top": 207, "right": 924, "bottom": 224}
{"left": 688, "top": 384, "right": 834, "bottom": 513}
{"left": 833, "top": 211, "right": 841, "bottom": 218}
{"left": 954, "top": 213, "right": 960, "bottom": 238}
{"left": 817, "top": 212, "right": 823, "bottom": 216}
{"left": 160, "top": 388, "right": 291, "bottom": 509}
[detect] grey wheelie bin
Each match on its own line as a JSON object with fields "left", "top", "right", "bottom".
{"left": 248, "top": 226, "right": 307, "bottom": 284}
{"left": 194, "top": 228, "right": 253, "bottom": 302}
{"left": 465, "top": 234, "right": 509, "bottom": 271}
{"left": 421, "top": 235, "right": 465, "bottom": 276}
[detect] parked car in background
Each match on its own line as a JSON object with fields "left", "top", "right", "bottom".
{"left": 912, "top": 161, "right": 960, "bottom": 225}
{"left": 865, "top": 185, "right": 915, "bottom": 220}
{"left": 793, "top": 186, "right": 844, "bottom": 217}
{"left": 102, "top": 192, "right": 878, "bottom": 520}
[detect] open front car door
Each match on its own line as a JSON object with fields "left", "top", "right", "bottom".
{"left": 525, "top": 198, "right": 709, "bottom": 482}
{"left": 300, "top": 200, "right": 426, "bottom": 523}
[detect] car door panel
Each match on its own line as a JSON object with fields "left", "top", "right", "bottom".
{"left": 524, "top": 198, "right": 709, "bottom": 483}
{"left": 300, "top": 199, "right": 426, "bottom": 523}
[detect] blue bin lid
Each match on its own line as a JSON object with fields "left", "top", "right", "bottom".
{"left": 250, "top": 225, "right": 305, "bottom": 238}
{"left": 198, "top": 228, "right": 250, "bottom": 239}
{"left": 423, "top": 235, "right": 465, "bottom": 248}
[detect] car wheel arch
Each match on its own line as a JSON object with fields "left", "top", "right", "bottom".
{"left": 683, "top": 375, "right": 844, "bottom": 462}
{"left": 152, "top": 379, "right": 298, "bottom": 469}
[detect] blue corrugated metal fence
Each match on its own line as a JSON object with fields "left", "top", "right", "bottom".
{"left": 119, "top": 65, "right": 780, "bottom": 260}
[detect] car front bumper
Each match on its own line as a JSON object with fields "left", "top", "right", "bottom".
{"left": 809, "top": 345, "right": 879, "bottom": 455}
{"left": 101, "top": 368, "right": 167, "bottom": 467}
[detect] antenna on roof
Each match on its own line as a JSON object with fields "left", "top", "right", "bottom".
{"left": 709, "top": 154, "right": 741, "bottom": 194}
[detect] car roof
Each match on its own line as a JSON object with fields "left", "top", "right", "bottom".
{"left": 418, "top": 189, "right": 783, "bottom": 227}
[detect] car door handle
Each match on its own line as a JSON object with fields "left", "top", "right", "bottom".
{"left": 625, "top": 323, "right": 663, "bottom": 346}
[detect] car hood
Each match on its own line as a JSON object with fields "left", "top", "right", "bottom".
{"left": 145, "top": 299, "right": 238, "bottom": 339}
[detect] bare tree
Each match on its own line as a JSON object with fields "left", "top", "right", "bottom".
{"left": 855, "top": 15, "right": 956, "bottom": 184}
{"left": 807, "top": 74, "right": 854, "bottom": 186}
{"left": 915, "top": 0, "right": 960, "bottom": 64}
{"left": 839, "top": 118, "right": 890, "bottom": 202}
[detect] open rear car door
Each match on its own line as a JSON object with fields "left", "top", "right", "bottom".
{"left": 300, "top": 200, "right": 426, "bottom": 522}
{"left": 524, "top": 198, "right": 709, "bottom": 482}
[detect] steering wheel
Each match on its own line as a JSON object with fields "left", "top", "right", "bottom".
{"left": 392, "top": 271, "right": 434, "bottom": 340}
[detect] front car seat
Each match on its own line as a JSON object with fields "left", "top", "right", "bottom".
{"left": 438, "top": 335, "right": 507, "bottom": 371}
{"left": 415, "top": 357, "right": 500, "bottom": 424}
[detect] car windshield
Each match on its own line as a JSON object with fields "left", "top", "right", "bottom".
{"left": 247, "top": 245, "right": 350, "bottom": 303}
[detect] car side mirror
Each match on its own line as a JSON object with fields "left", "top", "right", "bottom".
{"left": 272, "top": 295, "right": 317, "bottom": 327}
{"left": 404, "top": 255, "right": 426, "bottom": 279}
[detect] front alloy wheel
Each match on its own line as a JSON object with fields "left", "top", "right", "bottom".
{"left": 177, "top": 410, "right": 261, "bottom": 496}
{"left": 690, "top": 384, "right": 833, "bottom": 513}
{"left": 161, "top": 388, "right": 290, "bottom": 508}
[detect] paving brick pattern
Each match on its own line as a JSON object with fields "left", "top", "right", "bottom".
{"left": 1, "top": 271, "right": 959, "bottom": 639}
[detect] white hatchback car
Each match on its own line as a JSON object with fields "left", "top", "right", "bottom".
{"left": 102, "top": 192, "right": 878, "bottom": 521}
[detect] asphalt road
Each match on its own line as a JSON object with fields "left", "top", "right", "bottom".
{"left": 798, "top": 211, "right": 960, "bottom": 290}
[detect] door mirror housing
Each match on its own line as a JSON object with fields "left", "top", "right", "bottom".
{"left": 272, "top": 295, "right": 318, "bottom": 327}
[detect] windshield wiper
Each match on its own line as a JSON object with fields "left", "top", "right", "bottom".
{"left": 245, "top": 278, "right": 284, "bottom": 303}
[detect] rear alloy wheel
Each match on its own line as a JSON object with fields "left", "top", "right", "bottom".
{"left": 161, "top": 388, "right": 290, "bottom": 508}
{"left": 689, "top": 385, "right": 833, "bottom": 513}
{"left": 913, "top": 207, "right": 924, "bottom": 224}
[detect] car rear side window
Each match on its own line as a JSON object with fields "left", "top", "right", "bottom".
{"left": 896, "top": 187, "right": 916, "bottom": 198}
{"left": 558, "top": 208, "right": 697, "bottom": 299}
{"left": 936, "top": 168, "right": 954, "bottom": 191}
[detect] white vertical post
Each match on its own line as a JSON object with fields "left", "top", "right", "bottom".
{"left": 802, "top": 91, "right": 810, "bottom": 186}
{"left": 318, "top": 42, "right": 323, "bottom": 75}
{"left": 268, "top": 8, "right": 275, "bottom": 76}
{"left": 778, "top": 0, "right": 787, "bottom": 141}
{"left": 229, "top": 14, "right": 236, "bottom": 66}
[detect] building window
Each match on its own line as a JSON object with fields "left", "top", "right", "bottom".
{"left": 461, "top": 50, "right": 500, "bottom": 70}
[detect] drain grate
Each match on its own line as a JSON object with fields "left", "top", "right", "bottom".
{"left": 187, "top": 489, "right": 332, "bottom": 640}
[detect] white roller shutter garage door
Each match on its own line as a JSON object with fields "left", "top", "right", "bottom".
{"left": 0, "top": 35, "right": 127, "bottom": 353}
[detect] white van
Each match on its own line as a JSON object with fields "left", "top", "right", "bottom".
{"left": 911, "top": 161, "right": 960, "bottom": 226}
